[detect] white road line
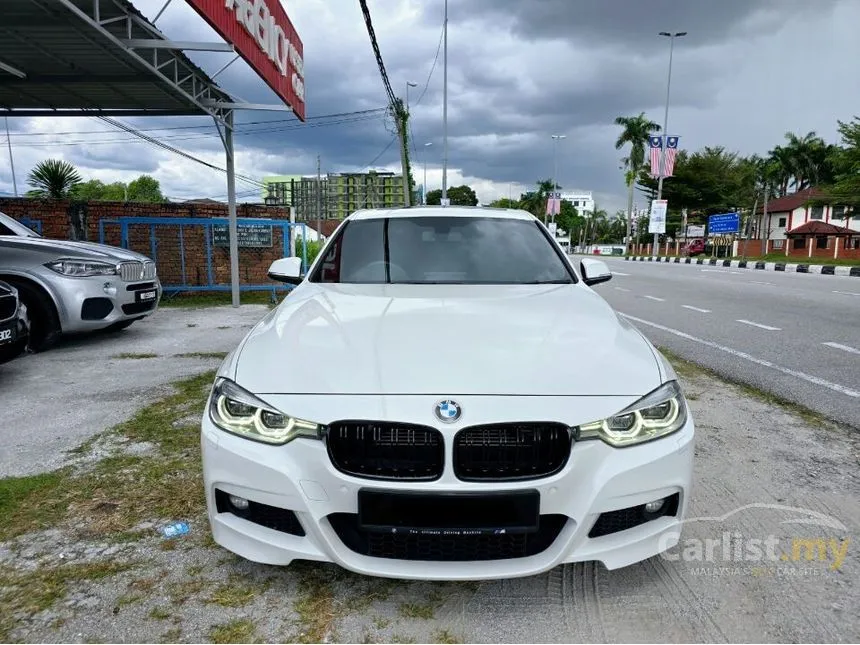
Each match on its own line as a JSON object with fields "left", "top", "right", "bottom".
{"left": 682, "top": 305, "right": 711, "bottom": 313}
{"left": 736, "top": 319, "right": 782, "bottom": 331}
{"left": 750, "top": 281, "right": 775, "bottom": 286}
{"left": 619, "top": 313, "right": 860, "bottom": 398}
{"left": 614, "top": 287, "right": 630, "bottom": 292}
{"left": 643, "top": 295, "right": 666, "bottom": 302}
{"left": 822, "top": 342, "right": 860, "bottom": 356}
{"left": 833, "top": 290, "right": 860, "bottom": 297}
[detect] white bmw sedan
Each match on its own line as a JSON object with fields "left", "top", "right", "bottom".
{"left": 201, "top": 206, "right": 694, "bottom": 580}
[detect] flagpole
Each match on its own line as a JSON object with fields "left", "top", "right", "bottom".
{"left": 654, "top": 30, "right": 686, "bottom": 258}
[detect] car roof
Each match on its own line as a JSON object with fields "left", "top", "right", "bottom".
{"left": 347, "top": 205, "right": 536, "bottom": 222}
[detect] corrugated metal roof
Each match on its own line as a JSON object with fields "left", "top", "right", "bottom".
{"left": 0, "top": 0, "right": 232, "bottom": 115}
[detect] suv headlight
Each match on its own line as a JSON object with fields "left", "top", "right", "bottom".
{"left": 45, "top": 259, "right": 118, "bottom": 277}
{"left": 578, "top": 381, "right": 687, "bottom": 447}
{"left": 208, "top": 377, "right": 322, "bottom": 445}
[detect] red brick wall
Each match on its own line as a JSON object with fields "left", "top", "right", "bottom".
{"left": 0, "top": 198, "right": 293, "bottom": 290}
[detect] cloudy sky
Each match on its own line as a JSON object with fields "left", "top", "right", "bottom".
{"left": 2, "top": 0, "right": 859, "bottom": 213}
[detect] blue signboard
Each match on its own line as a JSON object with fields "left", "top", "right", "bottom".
{"left": 708, "top": 212, "right": 740, "bottom": 234}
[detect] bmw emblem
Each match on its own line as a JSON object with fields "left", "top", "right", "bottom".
{"left": 434, "top": 399, "right": 462, "bottom": 423}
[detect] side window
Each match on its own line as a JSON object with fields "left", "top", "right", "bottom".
{"left": 315, "top": 220, "right": 386, "bottom": 283}
{"left": 810, "top": 205, "right": 824, "bottom": 220}
{"left": 0, "top": 222, "right": 15, "bottom": 236}
{"left": 777, "top": 217, "right": 787, "bottom": 228}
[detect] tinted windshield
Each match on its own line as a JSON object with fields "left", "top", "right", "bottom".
{"left": 311, "top": 216, "right": 575, "bottom": 284}
{"left": 0, "top": 212, "right": 41, "bottom": 238}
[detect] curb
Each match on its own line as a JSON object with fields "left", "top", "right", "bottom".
{"left": 623, "top": 256, "right": 859, "bottom": 276}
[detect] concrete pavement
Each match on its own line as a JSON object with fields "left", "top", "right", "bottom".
{"left": 583, "top": 256, "right": 860, "bottom": 428}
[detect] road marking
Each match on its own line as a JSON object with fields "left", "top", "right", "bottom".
{"left": 822, "top": 342, "right": 860, "bottom": 356}
{"left": 833, "top": 290, "right": 860, "bottom": 297}
{"left": 682, "top": 305, "right": 711, "bottom": 313}
{"left": 736, "top": 319, "right": 781, "bottom": 331}
{"left": 620, "top": 314, "right": 860, "bottom": 398}
{"left": 614, "top": 287, "right": 630, "bottom": 292}
{"left": 750, "top": 281, "right": 775, "bottom": 286}
{"left": 643, "top": 295, "right": 666, "bottom": 302}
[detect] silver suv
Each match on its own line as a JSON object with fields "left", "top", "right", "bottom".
{"left": 0, "top": 211, "right": 162, "bottom": 351}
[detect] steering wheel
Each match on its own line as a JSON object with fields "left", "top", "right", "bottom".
{"left": 348, "top": 261, "right": 410, "bottom": 282}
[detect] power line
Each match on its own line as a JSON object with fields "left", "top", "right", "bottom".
{"left": 363, "top": 134, "right": 397, "bottom": 169}
{"left": 414, "top": 15, "right": 445, "bottom": 107}
{"left": 358, "top": 0, "right": 397, "bottom": 108}
{"left": 7, "top": 107, "right": 388, "bottom": 138}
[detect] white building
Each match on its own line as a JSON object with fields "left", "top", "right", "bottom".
{"left": 560, "top": 191, "right": 594, "bottom": 214}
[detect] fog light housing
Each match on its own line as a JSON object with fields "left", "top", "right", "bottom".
{"left": 644, "top": 499, "right": 665, "bottom": 513}
{"left": 228, "top": 494, "right": 249, "bottom": 510}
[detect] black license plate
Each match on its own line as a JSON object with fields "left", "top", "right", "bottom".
{"left": 0, "top": 322, "right": 16, "bottom": 346}
{"left": 135, "top": 289, "right": 157, "bottom": 303}
{"left": 358, "top": 489, "right": 540, "bottom": 536}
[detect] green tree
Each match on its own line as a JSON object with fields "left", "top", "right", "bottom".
{"left": 818, "top": 116, "right": 860, "bottom": 217}
{"left": 615, "top": 113, "right": 661, "bottom": 250}
{"left": 425, "top": 185, "right": 478, "bottom": 206}
{"left": 127, "top": 175, "right": 165, "bottom": 202}
{"left": 27, "top": 159, "right": 82, "bottom": 198}
{"left": 71, "top": 179, "right": 127, "bottom": 201}
{"left": 487, "top": 197, "right": 520, "bottom": 209}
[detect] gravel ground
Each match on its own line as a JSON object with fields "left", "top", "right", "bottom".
{"left": 2, "top": 358, "right": 858, "bottom": 643}
{"left": 0, "top": 303, "right": 270, "bottom": 478}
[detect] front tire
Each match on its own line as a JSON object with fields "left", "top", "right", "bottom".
{"left": 5, "top": 280, "right": 61, "bottom": 353}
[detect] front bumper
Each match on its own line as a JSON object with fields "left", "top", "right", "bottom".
{"left": 49, "top": 274, "right": 162, "bottom": 332}
{"left": 201, "top": 403, "right": 695, "bottom": 581}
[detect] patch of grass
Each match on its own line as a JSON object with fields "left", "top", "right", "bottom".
{"left": 128, "top": 572, "right": 167, "bottom": 593}
{"left": 399, "top": 602, "right": 435, "bottom": 620}
{"left": 161, "top": 291, "right": 277, "bottom": 308}
{"left": 658, "top": 346, "right": 832, "bottom": 427}
{"left": 372, "top": 615, "right": 391, "bottom": 630}
{"left": 112, "top": 352, "right": 158, "bottom": 359}
{"left": 187, "top": 564, "right": 204, "bottom": 576}
{"left": 207, "top": 575, "right": 258, "bottom": 607}
{"left": 733, "top": 253, "right": 860, "bottom": 267}
{"left": 209, "top": 619, "right": 257, "bottom": 644}
{"left": 0, "top": 471, "right": 66, "bottom": 541}
{"left": 175, "top": 351, "right": 228, "bottom": 360}
{"left": 167, "top": 579, "right": 206, "bottom": 605}
{"left": 433, "top": 629, "right": 464, "bottom": 644}
{"left": 159, "top": 628, "right": 182, "bottom": 643}
{"left": 390, "top": 636, "right": 416, "bottom": 644}
{"left": 0, "top": 561, "right": 132, "bottom": 640}
{"left": 115, "top": 593, "right": 142, "bottom": 609}
{"left": 292, "top": 564, "right": 337, "bottom": 643}
{"left": 149, "top": 606, "right": 172, "bottom": 620}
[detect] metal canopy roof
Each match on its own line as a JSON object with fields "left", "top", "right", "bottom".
{"left": 0, "top": 0, "right": 234, "bottom": 120}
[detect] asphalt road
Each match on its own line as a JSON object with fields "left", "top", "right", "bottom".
{"left": 584, "top": 256, "right": 860, "bottom": 428}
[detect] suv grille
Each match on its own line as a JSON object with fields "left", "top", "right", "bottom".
{"left": 118, "top": 261, "right": 157, "bottom": 282}
{"left": 329, "top": 513, "right": 567, "bottom": 561}
{"left": 454, "top": 423, "right": 571, "bottom": 481}
{"left": 0, "top": 294, "right": 16, "bottom": 321}
{"left": 326, "top": 421, "right": 444, "bottom": 481}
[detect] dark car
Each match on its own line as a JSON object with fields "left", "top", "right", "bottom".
{"left": 0, "top": 280, "right": 30, "bottom": 363}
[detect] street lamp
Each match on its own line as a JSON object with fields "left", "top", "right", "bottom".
{"left": 653, "top": 30, "right": 687, "bottom": 257}
{"left": 550, "top": 134, "right": 566, "bottom": 225}
{"left": 405, "top": 81, "right": 418, "bottom": 110}
{"left": 423, "top": 142, "right": 433, "bottom": 205}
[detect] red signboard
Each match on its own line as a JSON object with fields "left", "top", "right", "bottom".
{"left": 184, "top": 0, "right": 305, "bottom": 121}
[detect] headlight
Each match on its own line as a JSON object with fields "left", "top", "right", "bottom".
{"left": 578, "top": 381, "right": 687, "bottom": 447}
{"left": 208, "top": 377, "right": 322, "bottom": 445}
{"left": 45, "top": 259, "right": 118, "bottom": 277}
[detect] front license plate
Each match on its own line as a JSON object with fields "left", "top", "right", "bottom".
{"left": 0, "top": 324, "right": 16, "bottom": 346}
{"left": 358, "top": 489, "right": 540, "bottom": 535}
{"left": 136, "top": 289, "right": 157, "bottom": 303}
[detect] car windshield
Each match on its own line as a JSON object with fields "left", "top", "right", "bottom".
{"left": 0, "top": 212, "right": 41, "bottom": 238}
{"left": 311, "top": 215, "right": 575, "bottom": 285}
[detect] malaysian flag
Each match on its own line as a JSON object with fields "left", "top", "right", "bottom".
{"left": 648, "top": 136, "right": 662, "bottom": 177}
{"left": 664, "top": 136, "right": 680, "bottom": 177}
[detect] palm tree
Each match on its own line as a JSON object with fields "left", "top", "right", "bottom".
{"left": 615, "top": 113, "right": 661, "bottom": 251}
{"left": 27, "top": 159, "right": 82, "bottom": 198}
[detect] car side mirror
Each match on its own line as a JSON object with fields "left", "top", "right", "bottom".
{"left": 268, "top": 257, "right": 304, "bottom": 285}
{"left": 580, "top": 258, "right": 612, "bottom": 286}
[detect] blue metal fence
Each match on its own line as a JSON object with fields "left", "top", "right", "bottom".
{"left": 18, "top": 217, "right": 43, "bottom": 234}
{"left": 98, "top": 216, "right": 309, "bottom": 298}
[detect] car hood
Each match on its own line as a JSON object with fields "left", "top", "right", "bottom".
{"left": 0, "top": 237, "right": 152, "bottom": 262}
{"left": 234, "top": 283, "right": 661, "bottom": 397}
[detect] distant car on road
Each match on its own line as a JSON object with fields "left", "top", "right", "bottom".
{"left": 682, "top": 238, "right": 706, "bottom": 256}
{"left": 202, "top": 206, "right": 695, "bottom": 580}
{"left": 0, "top": 211, "right": 162, "bottom": 351}
{"left": 0, "top": 280, "right": 29, "bottom": 363}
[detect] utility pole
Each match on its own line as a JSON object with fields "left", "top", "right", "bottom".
{"left": 316, "top": 155, "right": 322, "bottom": 243}
{"left": 4, "top": 117, "right": 17, "bottom": 196}
{"left": 550, "top": 134, "right": 566, "bottom": 226}
{"left": 441, "top": 0, "right": 449, "bottom": 205}
{"left": 654, "top": 31, "right": 686, "bottom": 257}
{"left": 396, "top": 103, "right": 411, "bottom": 208}
{"left": 760, "top": 184, "right": 769, "bottom": 256}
